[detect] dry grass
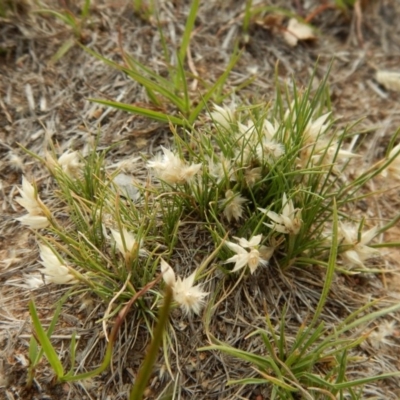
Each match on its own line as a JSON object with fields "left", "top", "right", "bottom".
{"left": 1, "top": 1, "right": 400, "bottom": 399}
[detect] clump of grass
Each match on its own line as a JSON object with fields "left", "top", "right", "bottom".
{"left": 145, "top": 72, "right": 399, "bottom": 275}
{"left": 200, "top": 299, "right": 400, "bottom": 399}
{"left": 15, "top": 0, "right": 400, "bottom": 387}
{"left": 17, "top": 66, "right": 400, "bottom": 396}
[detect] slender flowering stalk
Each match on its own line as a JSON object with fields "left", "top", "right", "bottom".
{"left": 259, "top": 193, "right": 302, "bottom": 235}
{"left": 38, "top": 244, "right": 77, "bottom": 284}
{"left": 161, "top": 259, "right": 208, "bottom": 315}
{"left": 224, "top": 234, "right": 272, "bottom": 274}
{"left": 147, "top": 146, "right": 202, "bottom": 185}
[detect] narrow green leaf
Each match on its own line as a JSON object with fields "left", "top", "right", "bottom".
{"left": 176, "top": 55, "right": 190, "bottom": 116}
{"left": 81, "top": 0, "right": 91, "bottom": 19}
{"left": 228, "top": 376, "right": 297, "bottom": 392}
{"left": 124, "top": 52, "right": 175, "bottom": 91}
{"left": 89, "top": 99, "right": 186, "bottom": 126}
{"left": 35, "top": 9, "right": 74, "bottom": 26}
{"left": 29, "top": 300, "right": 64, "bottom": 379}
{"left": 255, "top": 370, "right": 299, "bottom": 391}
{"left": 51, "top": 38, "right": 75, "bottom": 63}
{"left": 242, "top": 0, "right": 253, "bottom": 37}
{"left": 310, "top": 197, "right": 338, "bottom": 327}
{"left": 129, "top": 287, "right": 173, "bottom": 400}
{"left": 227, "top": 378, "right": 268, "bottom": 386}
{"left": 338, "top": 301, "right": 400, "bottom": 334}
{"left": 304, "top": 371, "right": 400, "bottom": 390}
{"left": 199, "top": 345, "right": 273, "bottom": 371}
{"left": 178, "top": 0, "right": 199, "bottom": 64}
{"left": 81, "top": 45, "right": 185, "bottom": 110}
{"left": 28, "top": 336, "right": 38, "bottom": 366}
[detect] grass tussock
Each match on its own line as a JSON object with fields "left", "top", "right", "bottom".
{"left": 5, "top": 0, "right": 400, "bottom": 399}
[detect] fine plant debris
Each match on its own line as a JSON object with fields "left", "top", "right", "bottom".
{"left": 1, "top": 1, "right": 400, "bottom": 400}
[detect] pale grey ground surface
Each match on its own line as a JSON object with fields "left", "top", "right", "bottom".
{"left": 1, "top": 1, "right": 400, "bottom": 399}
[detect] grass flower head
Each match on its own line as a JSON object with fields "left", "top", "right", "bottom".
{"left": 147, "top": 146, "right": 202, "bottom": 185}
{"left": 339, "top": 223, "right": 379, "bottom": 268}
{"left": 368, "top": 320, "right": 397, "bottom": 349}
{"left": 161, "top": 259, "right": 208, "bottom": 315}
{"left": 15, "top": 176, "right": 50, "bottom": 229}
{"left": 16, "top": 176, "right": 43, "bottom": 215}
{"left": 260, "top": 193, "right": 302, "bottom": 235}
{"left": 222, "top": 190, "right": 247, "bottom": 222}
{"left": 256, "top": 138, "right": 285, "bottom": 163}
{"left": 110, "top": 227, "right": 145, "bottom": 258}
{"left": 17, "top": 215, "right": 51, "bottom": 229}
{"left": 210, "top": 103, "right": 235, "bottom": 130}
{"left": 245, "top": 167, "right": 262, "bottom": 187}
{"left": 381, "top": 143, "right": 400, "bottom": 181}
{"left": 58, "top": 150, "right": 82, "bottom": 177}
{"left": 208, "top": 156, "right": 234, "bottom": 183}
{"left": 225, "top": 234, "right": 271, "bottom": 274}
{"left": 39, "top": 244, "right": 77, "bottom": 285}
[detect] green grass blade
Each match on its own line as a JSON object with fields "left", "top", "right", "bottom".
{"left": 28, "top": 336, "right": 38, "bottom": 365}
{"left": 123, "top": 52, "right": 175, "bottom": 91}
{"left": 122, "top": 53, "right": 172, "bottom": 105}
{"left": 81, "top": 45, "right": 186, "bottom": 110}
{"left": 178, "top": 0, "right": 199, "bottom": 65}
{"left": 304, "top": 371, "right": 400, "bottom": 390}
{"left": 81, "top": 0, "right": 91, "bottom": 19}
{"left": 333, "top": 372, "right": 400, "bottom": 389}
{"left": 309, "top": 197, "right": 338, "bottom": 328}
{"left": 35, "top": 9, "right": 75, "bottom": 26}
{"left": 89, "top": 99, "right": 186, "bottom": 126}
{"left": 29, "top": 300, "right": 64, "bottom": 379}
{"left": 338, "top": 301, "right": 400, "bottom": 335}
{"left": 199, "top": 344, "right": 276, "bottom": 372}
{"left": 176, "top": 55, "right": 190, "bottom": 116}
{"left": 51, "top": 37, "right": 75, "bottom": 63}
{"left": 229, "top": 375, "right": 298, "bottom": 391}
{"left": 129, "top": 286, "right": 172, "bottom": 400}
{"left": 242, "top": 0, "right": 252, "bottom": 43}
{"left": 30, "top": 293, "right": 66, "bottom": 366}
